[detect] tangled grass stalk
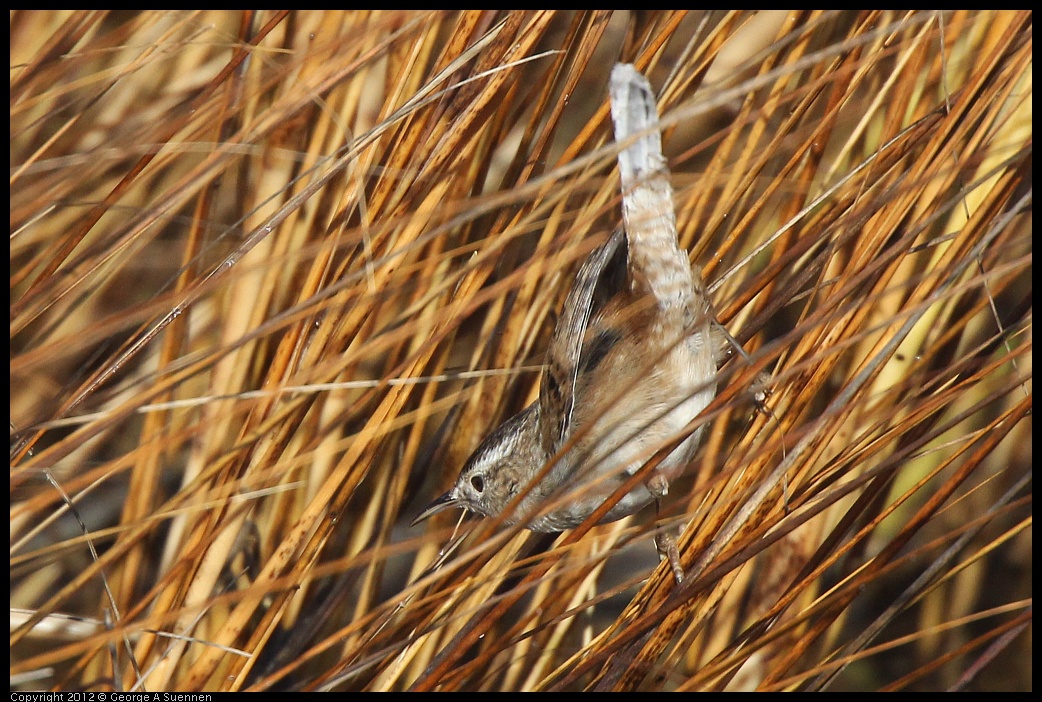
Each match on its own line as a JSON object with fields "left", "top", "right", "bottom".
{"left": 11, "top": 10, "right": 1031, "bottom": 691}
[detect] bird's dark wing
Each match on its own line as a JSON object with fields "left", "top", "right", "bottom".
{"left": 539, "top": 228, "right": 627, "bottom": 455}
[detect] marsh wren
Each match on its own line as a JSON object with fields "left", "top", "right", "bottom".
{"left": 415, "top": 64, "right": 726, "bottom": 583}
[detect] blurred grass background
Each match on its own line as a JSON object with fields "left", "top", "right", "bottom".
{"left": 10, "top": 10, "right": 1031, "bottom": 691}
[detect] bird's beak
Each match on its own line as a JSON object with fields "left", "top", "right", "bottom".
{"left": 410, "top": 489, "right": 462, "bottom": 527}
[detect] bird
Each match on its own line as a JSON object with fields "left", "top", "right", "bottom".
{"left": 414, "top": 63, "right": 725, "bottom": 583}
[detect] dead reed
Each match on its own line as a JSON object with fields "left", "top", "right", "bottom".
{"left": 11, "top": 10, "right": 1031, "bottom": 691}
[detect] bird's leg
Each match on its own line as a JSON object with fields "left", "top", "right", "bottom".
{"left": 710, "top": 320, "right": 791, "bottom": 515}
{"left": 647, "top": 472, "right": 684, "bottom": 584}
{"left": 711, "top": 320, "right": 772, "bottom": 411}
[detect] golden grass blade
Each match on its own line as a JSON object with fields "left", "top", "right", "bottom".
{"left": 12, "top": 10, "right": 1030, "bottom": 692}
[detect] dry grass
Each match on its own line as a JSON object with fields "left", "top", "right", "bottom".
{"left": 10, "top": 10, "right": 1031, "bottom": 691}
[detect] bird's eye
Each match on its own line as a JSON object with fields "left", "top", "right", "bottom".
{"left": 470, "top": 474, "right": 484, "bottom": 493}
